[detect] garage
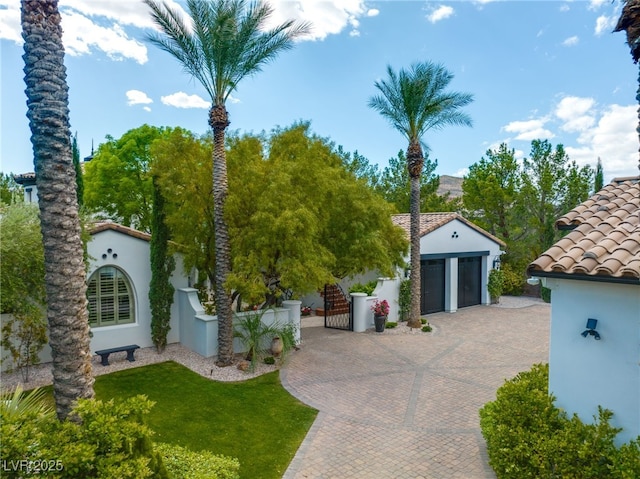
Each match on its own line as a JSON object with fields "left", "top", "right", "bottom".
{"left": 457, "top": 256, "right": 481, "bottom": 308}
{"left": 392, "top": 213, "right": 505, "bottom": 314}
{"left": 421, "top": 259, "right": 445, "bottom": 314}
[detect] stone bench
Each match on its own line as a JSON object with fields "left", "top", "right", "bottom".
{"left": 95, "top": 344, "right": 140, "bottom": 366}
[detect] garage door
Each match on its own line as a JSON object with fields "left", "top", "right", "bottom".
{"left": 421, "top": 259, "right": 445, "bottom": 314}
{"left": 458, "top": 256, "right": 481, "bottom": 308}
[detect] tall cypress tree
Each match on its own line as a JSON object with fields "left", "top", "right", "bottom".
{"left": 594, "top": 157, "right": 604, "bottom": 192}
{"left": 149, "top": 177, "right": 175, "bottom": 353}
{"left": 72, "top": 133, "right": 84, "bottom": 206}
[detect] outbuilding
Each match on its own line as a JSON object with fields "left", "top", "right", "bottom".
{"left": 392, "top": 213, "right": 505, "bottom": 314}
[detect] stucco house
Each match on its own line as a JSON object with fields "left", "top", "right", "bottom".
{"left": 527, "top": 176, "right": 640, "bottom": 444}
{"left": 392, "top": 213, "right": 506, "bottom": 314}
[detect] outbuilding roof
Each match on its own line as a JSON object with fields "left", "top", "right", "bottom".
{"left": 90, "top": 221, "right": 151, "bottom": 242}
{"left": 527, "top": 177, "right": 640, "bottom": 283}
{"left": 391, "top": 212, "right": 506, "bottom": 247}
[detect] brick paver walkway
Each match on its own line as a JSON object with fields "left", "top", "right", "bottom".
{"left": 281, "top": 300, "right": 550, "bottom": 479}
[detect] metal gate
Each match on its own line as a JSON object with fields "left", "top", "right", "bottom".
{"left": 323, "top": 284, "right": 353, "bottom": 331}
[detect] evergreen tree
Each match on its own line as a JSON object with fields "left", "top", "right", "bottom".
{"left": 594, "top": 157, "right": 604, "bottom": 192}
{"left": 72, "top": 133, "right": 84, "bottom": 206}
{"left": 149, "top": 178, "right": 175, "bottom": 353}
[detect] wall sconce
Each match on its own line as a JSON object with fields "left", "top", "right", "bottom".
{"left": 526, "top": 276, "right": 540, "bottom": 285}
{"left": 581, "top": 318, "right": 601, "bottom": 340}
{"left": 492, "top": 256, "right": 501, "bottom": 270}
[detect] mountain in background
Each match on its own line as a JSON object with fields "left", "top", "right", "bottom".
{"left": 437, "top": 175, "right": 463, "bottom": 198}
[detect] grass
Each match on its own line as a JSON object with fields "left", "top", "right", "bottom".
{"left": 39, "top": 361, "right": 317, "bottom": 479}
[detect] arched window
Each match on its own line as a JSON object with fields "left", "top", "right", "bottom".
{"left": 87, "top": 266, "right": 134, "bottom": 327}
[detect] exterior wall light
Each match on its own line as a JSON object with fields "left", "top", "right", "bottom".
{"left": 581, "top": 318, "right": 601, "bottom": 340}
{"left": 526, "top": 277, "right": 540, "bottom": 285}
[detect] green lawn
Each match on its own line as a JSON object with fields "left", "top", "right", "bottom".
{"left": 75, "top": 361, "right": 316, "bottom": 479}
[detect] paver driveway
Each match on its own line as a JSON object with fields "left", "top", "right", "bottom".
{"left": 281, "top": 299, "right": 550, "bottom": 479}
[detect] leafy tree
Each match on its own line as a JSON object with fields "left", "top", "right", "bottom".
{"left": 594, "top": 157, "right": 604, "bottom": 192}
{"left": 518, "top": 139, "right": 593, "bottom": 257}
{"left": 151, "top": 128, "right": 216, "bottom": 289}
{"left": 0, "top": 203, "right": 47, "bottom": 381}
{"left": 0, "top": 174, "right": 23, "bottom": 205}
{"left": 21, "top": 0, "right": 94, "bottom": 419}
{"left": 145, "top": 0, "right": 309, "bottom": 366}
{"left": 149, "top": 178, "right": 176, "bottom": 353}
{"left": 369, "top": 61, "right": 473, "bottom": 328}
{"left": 614, "top": 0, "right": 640, "bottom": 174}
{"left": 377, "top": 150, "right": 459, "bottom": 213}
{"left": 339, "top": 147, "right": 382, "bottom": 190}
{"left": 72, "top": 133, "right": 84, "bottom": 206}
{"left": 226, "top": 123, "right": 407, "bottom": 304}
{"left": 83, "top": 124, "right": 167, "bottom": 233}
{"left": 462, "top": 143, "right": 520, "bottom": 241}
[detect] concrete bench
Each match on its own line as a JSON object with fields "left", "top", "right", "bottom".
{"left": 95, "top": 344, "right": 140, "bottom": 366}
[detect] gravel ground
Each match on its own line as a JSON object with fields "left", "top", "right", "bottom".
{"left": 1, "top": 297, "right": 545, "bottom": 393}
{"left": 0, "top": 342, "right": 279, "bottom": 393}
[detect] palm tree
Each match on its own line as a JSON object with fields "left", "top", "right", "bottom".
{"left": 614, "top": 0, "right": 640, "bottom": 174}
{"left": 144, "top": 0, "right": 309, "bottom": 366}
{"left": 21, "top": 0, "right": 94, "bottom": 419}
{"left": 369, "top": 62, "right": 473, "bottom": 328}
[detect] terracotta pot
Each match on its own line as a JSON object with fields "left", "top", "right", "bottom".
{"left": 271, "top": 336, "right": 283, "bottom": 357}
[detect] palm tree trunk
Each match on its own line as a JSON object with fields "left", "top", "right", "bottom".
{"left": 209, "top": 104, "right": 234, "bottom": 366}
{"left": 407, "top": 141, "right": 424, "bottom": 329}
{"left": 21, "top": 0, "right": 94, "bottom": 420}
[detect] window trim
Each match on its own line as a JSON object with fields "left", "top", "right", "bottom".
{"left": 87, "top": 266, "right": 135, "bottom": 327}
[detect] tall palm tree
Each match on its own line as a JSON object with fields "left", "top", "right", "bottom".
{"left": 614, "top": 0, "right": 640, "bottom": 174}
{"left": 144, "top": 0, "right": 308, "bottom": 366}
{"left": 369, "top": 62, "right": 473, "bottom": 328}
{"left": 21, "top": 0, "right": 94, "bottom": 419}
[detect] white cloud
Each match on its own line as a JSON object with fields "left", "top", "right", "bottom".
{"left": 566, "top": 104, "right": 637, "bottom": 177}
{"left": 555, "top": 96, "right": 596, "bottom": 133}
{"left": 427, "top": 5, "right": 454, "bottom": 24}
{"left": 266, "top": 1, "right": 372, "bottom": 41}
{"left": 502, "top": 119, "right": 555, "bottom": 141}
{"left": 595, "top": 14, "right": 617, "bottom": 36}
{"left": 126, "top": 90, "right": 153, "bottom": 106}
{"left": 62, "top": 11, "right": 148, "bottom": 63}
{"left": 588, "top": 0, "right": 607, "bottom": 11}
{"left": 562, "top": 35, "right": 579, "bottom": 47}
{"left": 161, "top": 92, "right": 210, "bottom": 109}
{"left": 559, "top": 4, "right": 570, "bottom": 13}
{"left": 0, "top": 0, "right": 21, "bottom": 43}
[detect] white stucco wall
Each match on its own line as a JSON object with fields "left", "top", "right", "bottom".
{"left": 87, "top": 229, "right": 189, "bottom": 353}
{"left": 546, "top": 278, "right": 640, "bottom": 445}
{"left": 419, "top": 218, "right": 504, "bottom": 310}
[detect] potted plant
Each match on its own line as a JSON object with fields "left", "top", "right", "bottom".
{"left": 300, "top": 305, "right": 312, "bottom": 316}
{"left": 371, "top": 299, "right": 390, "bottom": 333}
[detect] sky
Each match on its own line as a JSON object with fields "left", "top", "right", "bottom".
{"left": 1, "top": 0, "right": 639, "bottom": 183}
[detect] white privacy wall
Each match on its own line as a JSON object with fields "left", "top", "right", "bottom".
{"left": 545, "top": 278, "right": 640, "bottom": 445}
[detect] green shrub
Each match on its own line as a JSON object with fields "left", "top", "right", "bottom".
{"left": 541, "top": 286, "right": 551, "bottom": 303}
{"left": 488, "top": 269, "right": 504, "bottom": 302}
{"left": 155, "top": 443, "right": 240, "bottom": 479}
{"left": 398, "top": 279, "right": 411, "bottom": 321}
{"left": 479, "top": 363, "right": 640, "bottom": 479}
{"left": 0, "top": 392, "right": 168, "bottom": 479}
{"left": 263, "top": 356, "right": 275, "bottom": 365}
{"left": 348, "top": 280, "right": 378, "bottom": 296}
{"left": 421, "top": 325, "right": 432, "bottom": 332}
{"left": 500, "top": 263, "right": 525, "bottom": 296}
{"left": 385, "top": 322, "right": 397, "bottom": 329}
{"left": 420, "top": 318, "right": 427, "bottom": 325}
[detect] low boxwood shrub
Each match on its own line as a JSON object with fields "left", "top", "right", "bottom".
{"left": 479, "top": 363, "right": 640, "bottom": 479}
{"left": 385, "top": 322, "right": 397, "bottom": 329}
{"left": 155, "top": 443, "right": 239, "bottom": 479}
{"left": 421, "top": 325, "right": 432, "bottom": 332}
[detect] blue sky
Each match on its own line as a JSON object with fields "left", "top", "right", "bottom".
{"left": 1, "top": 0, "right": 638, "bottom": 182}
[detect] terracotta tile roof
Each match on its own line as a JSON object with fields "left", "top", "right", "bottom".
{"left": 90, "top": 221, "right": 151, "bottom": 242}
{"left": 12, "top": 172, "right": 36, "bottom": 186}
{"left": 528, "top": 177, "right": 640, "bottom": 283}
{"left": 391, "top": 213, "right": 506, "bottom": 247}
